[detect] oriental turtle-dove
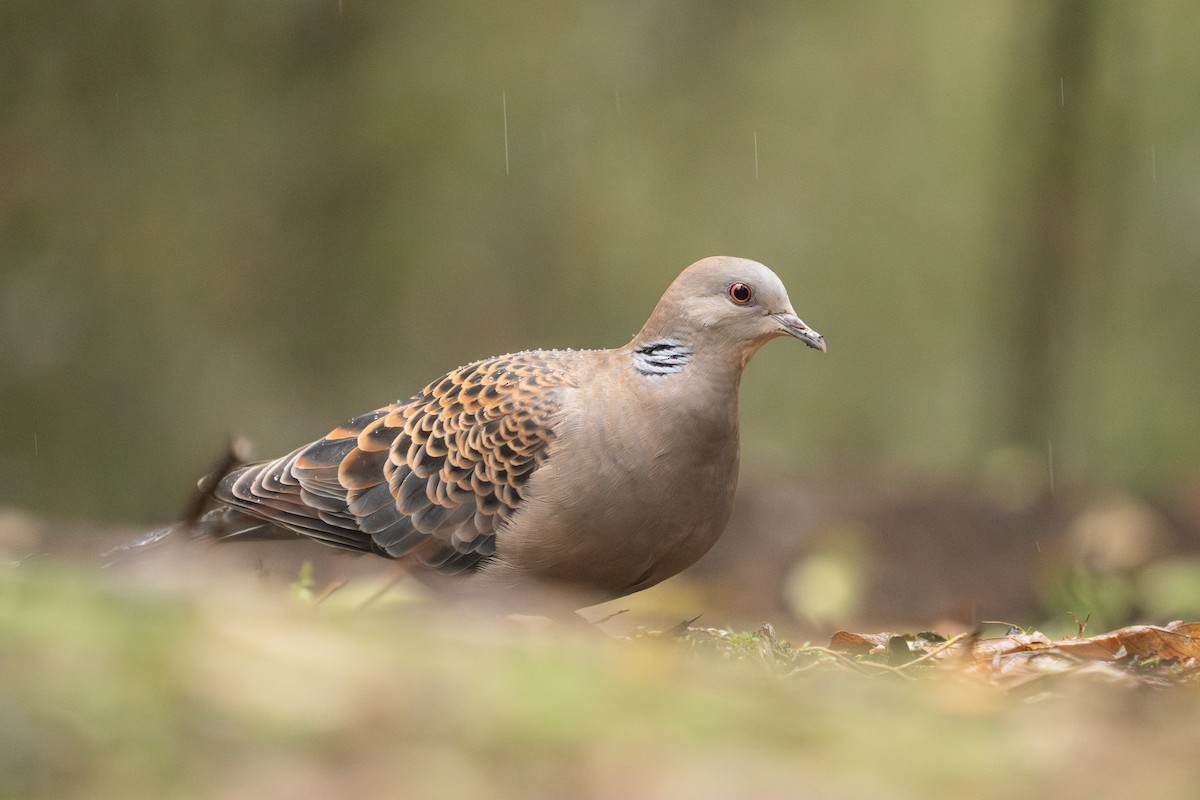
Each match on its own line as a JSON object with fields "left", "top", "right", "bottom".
{"left": 200, "top": 256, "right": 825, "bottom": 602}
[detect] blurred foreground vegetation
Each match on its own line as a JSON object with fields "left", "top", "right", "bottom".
{"left": 5, "top": 557, "right": 1200, "bottom": 800}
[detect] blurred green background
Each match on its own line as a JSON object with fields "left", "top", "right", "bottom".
{"left": 2, "top": 2, "right": 1198, "bottom": 530}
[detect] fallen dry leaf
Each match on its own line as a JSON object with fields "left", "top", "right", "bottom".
{"left": 826, "top": 619, "right": 1200, "bottom": 687}
{"left": 829, "top": 630, "right": 898, "bottom": 655}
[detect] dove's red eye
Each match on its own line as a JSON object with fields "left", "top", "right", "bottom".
{"left": 727, "top": 282, "right": 753, "bottom": 305}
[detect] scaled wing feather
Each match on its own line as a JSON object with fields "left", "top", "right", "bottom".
{"left": 212, "top": 352, "right": 575, "bottom": 570}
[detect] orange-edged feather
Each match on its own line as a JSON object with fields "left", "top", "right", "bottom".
{"left": 211, "top": 351, "right": 576, "bottom": 572}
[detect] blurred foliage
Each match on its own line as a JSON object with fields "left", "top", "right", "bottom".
{"left": 6, "top": 559, "right": 1200, "bottom": 799}
{"left": 2, "top": 1, "right": 1199, "bottom": 523}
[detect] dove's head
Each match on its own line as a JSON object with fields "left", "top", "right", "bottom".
{"left": 635, "top": 256, "right": 825, "bottom": 363}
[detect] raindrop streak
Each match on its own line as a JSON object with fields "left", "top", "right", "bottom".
{"left": 502, "top": 90, "right": 510, "bottom": 175}
{"left": 615, "top": 87, "right": 621, "bottom": 116}
{"left": 34, "top": 432, "right": 38, "bottom": 458}
{"left": 1059, "top": 76, "right": 1064, "bottom": 107}
{"left": 753, "top": 131, "right": 759, "bottom": 181}
{"left": 1046, "top": 439, "right": 1055, "bottom": 496}
{"left": 1152, "top": 145, "right": 1157, "bottom": 183}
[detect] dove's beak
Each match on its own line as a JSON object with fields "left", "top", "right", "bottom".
{"left": 772, "top": 312, "right": 826, "bottom": 353}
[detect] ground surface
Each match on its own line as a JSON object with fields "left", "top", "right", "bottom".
{"left": 5, "top": 547, "right": 1200, "bottom": 800}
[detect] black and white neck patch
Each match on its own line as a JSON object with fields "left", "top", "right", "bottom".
{"left": 632, "top": 339, "right": 693, "bottom": 376}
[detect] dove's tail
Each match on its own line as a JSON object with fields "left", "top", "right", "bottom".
{"left": 102, "top": 440, "right": 293, "bottom": 567}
